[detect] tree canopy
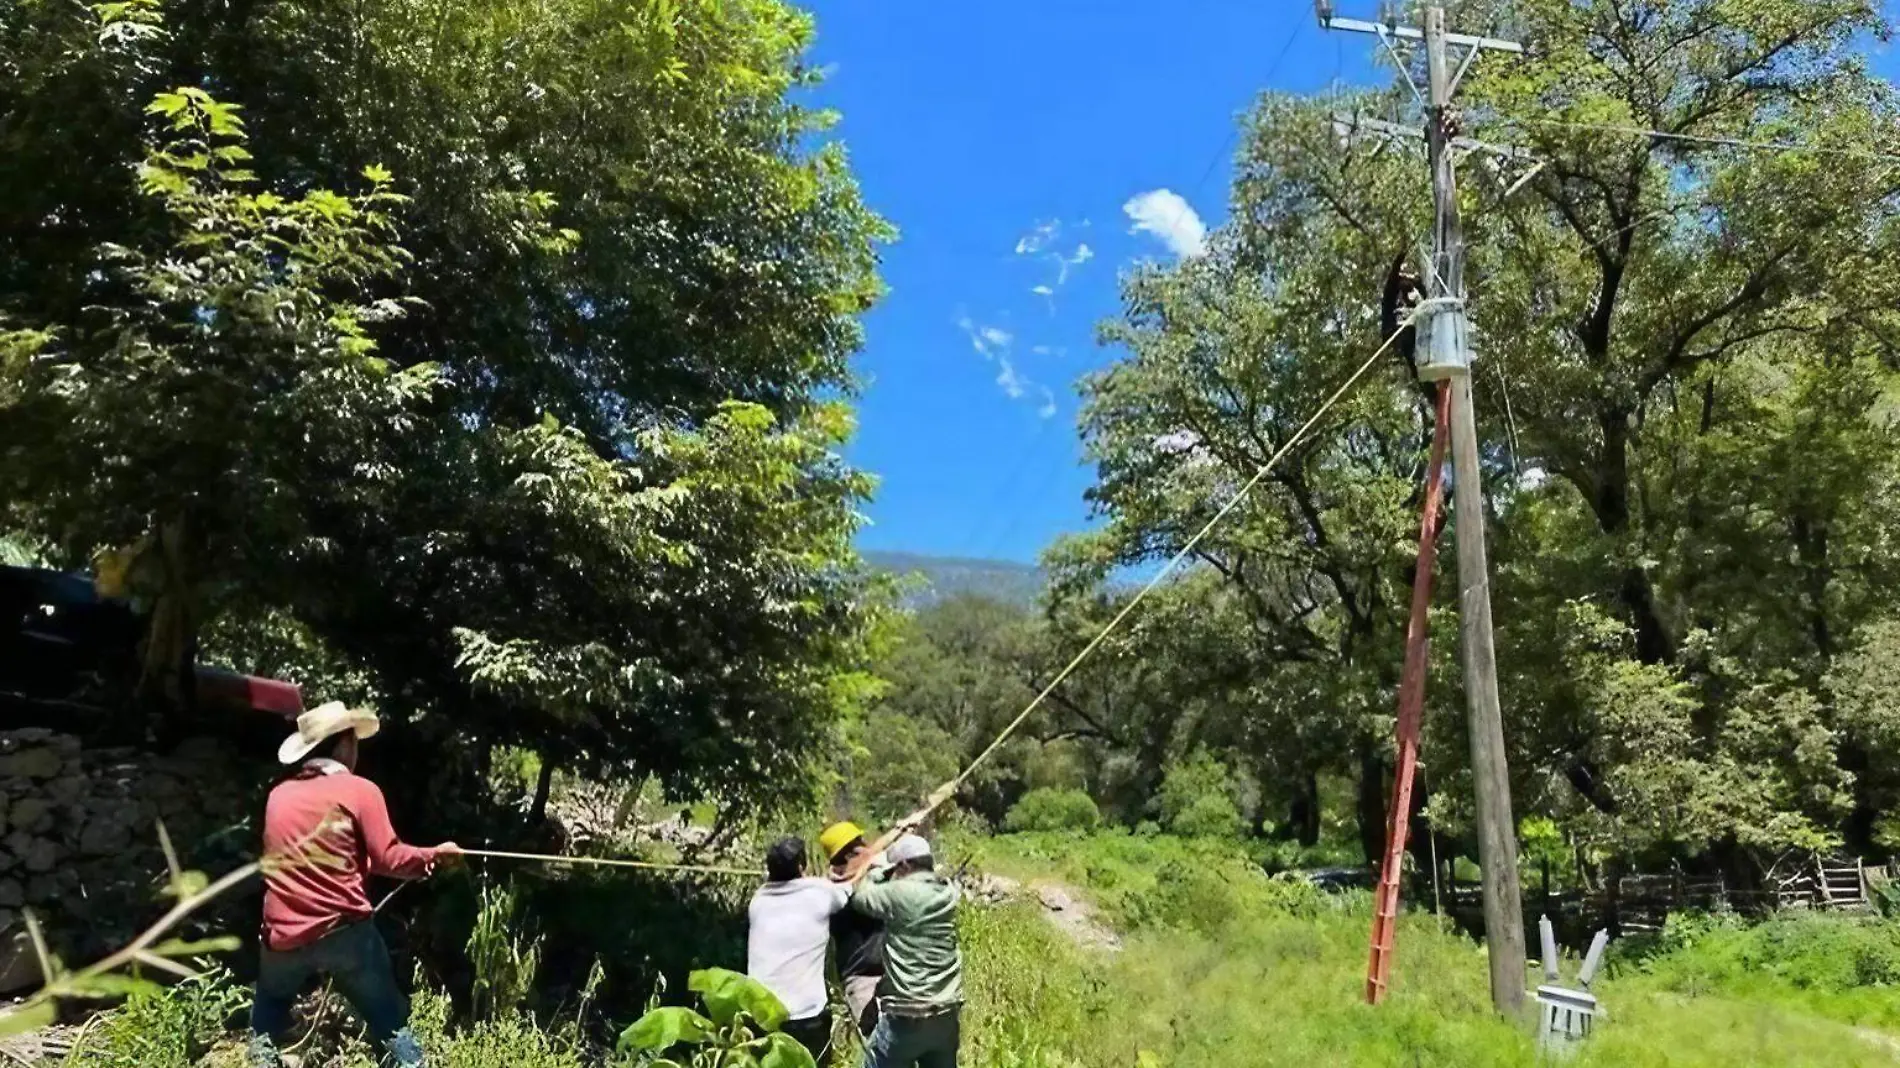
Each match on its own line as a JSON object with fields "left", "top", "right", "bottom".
{"left": 0, "top": 0, "right": 889, "bottom": 818}
{"left": 901, "top": 0, "right": 1900, "bottom": 876}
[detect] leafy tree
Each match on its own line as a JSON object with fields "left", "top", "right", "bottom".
{"left": 1069, "top": 0, "right": 1900, "bottom": 873}
{"left": 0, "top": 80, "right": 439, "bottom": 722}
{"left": 0, "top": 0, "right": 890, "bottom": 820}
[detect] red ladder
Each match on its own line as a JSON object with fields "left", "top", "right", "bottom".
{"left": 1367, "top": 381, "right": 1452, "bottom": 1005}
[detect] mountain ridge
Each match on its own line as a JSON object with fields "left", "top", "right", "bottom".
{"left": 861, "top": 549, "right": 1044, "bottom": 607}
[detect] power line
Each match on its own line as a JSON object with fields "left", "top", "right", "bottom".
{"left": 1190, "top": 17, "right": 1311, "bottom": 203}
{"left": 1499, "top": 115, "right": 1900, "bottom": 164}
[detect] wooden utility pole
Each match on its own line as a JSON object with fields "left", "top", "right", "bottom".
{"left": 1423, "top": 5, "right": 1527, "bottom": 1017}
{"left": 1319, "top": 0, "right": 1529, "bottom": 1016}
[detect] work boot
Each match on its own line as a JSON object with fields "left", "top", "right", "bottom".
{"left": 384, "top": 1027, "right": 426, "bottom": 1067}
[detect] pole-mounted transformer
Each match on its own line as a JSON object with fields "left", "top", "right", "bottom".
{"left": 1412, "top": 296, "right": 1470, "bottom": 381}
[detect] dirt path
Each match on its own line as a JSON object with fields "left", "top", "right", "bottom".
{"left": 965, "top": 873, "right": 1122, "bottom": 952}
{"left": 1852, "top": 1026, "right": 1900, "bottom": 1062}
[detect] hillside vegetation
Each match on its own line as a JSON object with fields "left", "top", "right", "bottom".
{"left": 37, "top": 830, "right": 1900, "bottom": 1068}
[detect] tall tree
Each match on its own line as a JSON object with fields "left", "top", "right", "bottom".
{"left": 1074, "top": 0, "right": 1900, "bottom": 867}
{"left": 0, "top": 0, "right": 890, "bottom": 818}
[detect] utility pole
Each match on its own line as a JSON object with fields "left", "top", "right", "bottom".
{"left": 1319, "top": 0, "right": 1529, "bottom": 1016}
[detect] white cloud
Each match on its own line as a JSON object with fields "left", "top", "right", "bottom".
{"left": 958, "top": 312, "right": 1040, "bottom": 408}
{"left": 1037, "top": 387, "right": 1058, "bottom": 420}
{"left": 1015, "top": 219, "right": 1060, "bottom": 256}
{"left": 957, "top": 314, "right": 1014, "bottom": 360}
{"left": 995, "top": 359, "right": 1027, "bottom": 399}
{"left": 1124, "top": 189, "right": 1208, "bottom": 258}
{"left": 1030, "top": 285, "right": 1055, "bottom": 298}
{"left": 1053, "top": 242, "right": 1094, "bottom": 285}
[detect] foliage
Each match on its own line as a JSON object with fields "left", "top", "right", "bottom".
{"left": 1054, "top": 0, "right": 1900, "bottom": 872}
{"left": 59, "top": 970, "right": 249, "bottom": 1068}
{"left": 0, "top": 0, "right": 889, "bottom": 823}
{"left": 1155, "top": 755, "right": 1243, "bottom": 840}
{"left": 957, "top": 901, "right": 1101, "bottom": 1068}
{"left": 969, "top": 831, "right": 1322, "bottom": 935}
{"left": 1003, "top": 789, "right": 1103, "bottom": 834}
{"left": 467, "top": 883, "right": 543, "bottom": 1022}
{"left": 0, "top": 823, "right": 250, "bottom": 1041}
{"left": 496, "top": 868, "right": 749, "bottom": 1032}
{"left": 616, "top": 967, "right": 813, "bottom": 1068}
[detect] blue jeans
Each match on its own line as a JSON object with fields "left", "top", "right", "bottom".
{"left": 862, "top": 1008, "right": 960, "bottom": 1068}
{"left": 249, "top": 920, "right": 424, "bottom": 1067}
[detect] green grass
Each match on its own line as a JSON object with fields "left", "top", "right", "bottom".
{"left": 952, "top": 831, "right": 1900, "bottom": 1068}
{"left": 44, "top": 831, "right": 1900, "bottom": 1068}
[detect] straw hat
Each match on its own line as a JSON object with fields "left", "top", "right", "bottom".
{"left": 277, "top": 701, "right": 380, "bottom": 765}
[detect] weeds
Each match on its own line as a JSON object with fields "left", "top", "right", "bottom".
{"left": 29, "top": 830, "right": 1900, "bottom": 1068}
{"left": 467, "top": 883, "right": 542, "bottom": 1021}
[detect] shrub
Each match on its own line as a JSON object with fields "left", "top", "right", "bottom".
{"left": 65, "top": 970, "right": 249, "bottom": 1068}
{"left": 1631, "top": 911, "right": 1900, "bottom": 995}
{"left": 1155, "top": 755, "right": 1242, "bottom": 839}
{"left": 1004, "top": 788, "right": 1103, "bottom": 834}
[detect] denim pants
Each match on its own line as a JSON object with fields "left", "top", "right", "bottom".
{"left": 861, "top": 1007, "right": 960, "bottom": 1068}
{"left": 248, "top": 920, "right": 424, "bottom": 1067}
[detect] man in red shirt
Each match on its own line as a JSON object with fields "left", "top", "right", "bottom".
{"left": 248, "top": 702, "right": 461, "bottom": 1068}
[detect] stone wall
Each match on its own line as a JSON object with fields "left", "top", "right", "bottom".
{"left": 0, "top": 728, "right": 263, "bottom": 992}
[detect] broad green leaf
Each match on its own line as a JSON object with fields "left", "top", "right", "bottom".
{"left": 145, "top": 92, "right": 189, "bottom": 117}
{"left": 688, "top": 968, "right": 788, "bottom": 1032}
{"left": 759, "top": 1031, "right": 817, "bottom": 1068}
{"left": 616, "top": 1006, "right": 714, "bottom": 1052}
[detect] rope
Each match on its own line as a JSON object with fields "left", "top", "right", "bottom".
{"left": 886, "top": 317, "right": 1417, "bottom": 839}
{"left": 409, "top": 320, "right": 1415, "bottom": 873}
{"left": 457, "top": 847, "right": 760, "bottom": 878}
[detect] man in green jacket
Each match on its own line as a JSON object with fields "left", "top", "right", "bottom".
{"left": 846, "top": 833, "right": 961, "bottom": 1068}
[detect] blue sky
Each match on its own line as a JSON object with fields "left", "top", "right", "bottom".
{"left": 805, "top": 1, "right": 1900, "bottom": 565}
{"left": 805, "top": 0, "right": 1381, "bottom": 564}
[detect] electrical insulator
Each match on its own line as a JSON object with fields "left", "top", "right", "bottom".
{"left": 1413, "top": 297, "right": 1471, "bottom": 381}
{"left": 1315, "top": 0, "right": 1335, "bottom": 21}
{"left": 1380, "top": 0, "right": 1399, "bottom": 27}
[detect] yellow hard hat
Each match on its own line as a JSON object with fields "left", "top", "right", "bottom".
{"left": 820, "top": 821, "right": 866, "bottom": 861}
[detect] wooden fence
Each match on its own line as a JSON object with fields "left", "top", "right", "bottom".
{"left": 1429, "top": 855, "right": 1890, "bottom": 946}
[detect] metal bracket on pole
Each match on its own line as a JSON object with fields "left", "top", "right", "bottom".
{"left": 1448, "top": 41, "right": 1481, "bottom": 97}
{"left": 1317, "top": 14, "right": 1524, "bottom": 53}
{"left": 1331, "top": 113, "right": 1534, "bottom": 162}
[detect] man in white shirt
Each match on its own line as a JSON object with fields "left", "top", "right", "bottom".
{"left": 747, "top": 837, "right": 850, "bottom": 1060}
